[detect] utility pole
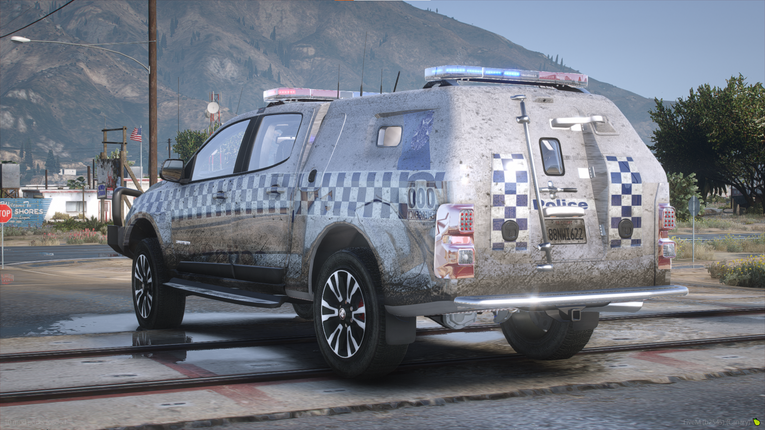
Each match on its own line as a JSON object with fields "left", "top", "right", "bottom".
{"left": 149, "top": 0, "right": 158, "bottom": 185}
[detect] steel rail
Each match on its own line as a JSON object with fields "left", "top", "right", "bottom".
{"left": 1, "top": 334, "right": 763, "bottom": 405}
{"left": 1, "top": 307, "right": 762, "bottom": 364}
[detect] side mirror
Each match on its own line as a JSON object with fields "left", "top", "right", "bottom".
{"left": 160, "top": 159, "right": 184, "bottom": 182}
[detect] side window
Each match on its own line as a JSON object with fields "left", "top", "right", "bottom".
{"left": 539, "top": 138, "right": 564, "bottom": 175}
{"left": 191, "top": 120, "right": 250, "bottom": 181}
{"left": 248, "top": 114, "right": 302, "bottom": 171}
{"left": 377, "top": 126, "right": 402, "bottom": 147}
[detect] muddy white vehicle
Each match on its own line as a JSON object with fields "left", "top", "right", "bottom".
{"left": 108, "top": 65, "right": 687, "bottom": 378}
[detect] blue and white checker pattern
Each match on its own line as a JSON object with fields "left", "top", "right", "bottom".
{"left": 132, "top": 171, "right": 447, "bottom": 222}
{"left": 491, "top": 153, "right": 529, "bottom": 251}
{"left": 606, "top": 156, "right": 642, "bottom": 248}
{"left": 297, "top": 171, "right": 445, "bottom": 219}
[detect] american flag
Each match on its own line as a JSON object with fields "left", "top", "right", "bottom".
{"left": 130, "top": 126, "right": 142, "bottom": 142}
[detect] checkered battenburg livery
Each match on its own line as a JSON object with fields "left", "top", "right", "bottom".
{"left": 296, "top": 171, "right": 445, "bottom": 218}
{"left": 606, "top": 156, "right": 642, "bottom": 248}
{"left": 131, "top": 171, "right": 446, "bottom": 222}
{"left": 491, "top": 153, "right": 529, "bottom": 251}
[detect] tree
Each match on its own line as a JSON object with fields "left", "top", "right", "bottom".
{"left": 649, "top": 75, "right": 765, "bottom": 213}
{"left": 173, "top": 129, "right": 209, "bottom": 162}
{"left": 45, "top": 149, "right": 59, "bottom": 172}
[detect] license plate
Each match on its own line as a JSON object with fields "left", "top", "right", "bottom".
{"left": 545, "top": 218, "right": 587, "bottom": 244}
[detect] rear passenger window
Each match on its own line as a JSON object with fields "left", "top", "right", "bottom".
{"left": 377, "top": 126, "right": 402, "bottom": 147}
{"left": 248, "top": 114, "right": 302, "bottom": 171}
{"left": 191, "top": 120, "right": 250, "bottom": 181}
{"left": 539, "top": 138, "right": 564, "bottom": 175}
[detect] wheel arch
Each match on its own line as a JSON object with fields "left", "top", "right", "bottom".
{"left": 309, "top": 223, "right": 375, "bottom": 296}
{"left": 127, "top": 216, "right": 159, "bottom": 258}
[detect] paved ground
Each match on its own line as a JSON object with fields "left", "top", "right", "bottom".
{"left": 0, "top": 246, "right": 762, "bottom": 430}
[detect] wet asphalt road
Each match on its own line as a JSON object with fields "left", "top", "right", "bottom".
{"left": 1, "top": 244, "right": 124, "bottom": 266}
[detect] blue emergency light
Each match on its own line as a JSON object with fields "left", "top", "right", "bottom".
{"left": 425, "top": 65, "right": 588, "bottom": 88}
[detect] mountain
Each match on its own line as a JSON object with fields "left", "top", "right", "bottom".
{"left": 0, "top": 0, "right": 657, "bottom": 182}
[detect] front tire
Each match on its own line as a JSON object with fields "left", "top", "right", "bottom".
{"left": 313, "top": 248, "right": 407, "bottom": 378}
{"left": 500, "top": 311, "right": 593, "bottom": 360}
{"left": 132, "top": 238, "right": 185, "bottom": 329}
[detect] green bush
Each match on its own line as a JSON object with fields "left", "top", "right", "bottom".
{"left": 668, "top": 172, "right": 704, "bottom": 222}
{"left": 708, "top": 256, "right": 765, "bottom": 287}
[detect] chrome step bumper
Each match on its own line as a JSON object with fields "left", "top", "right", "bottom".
{"left": 454, "top": 285, "right": 688, "bottom": 311}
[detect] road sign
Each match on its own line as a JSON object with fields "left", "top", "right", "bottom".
{"left": 688, "top": 196, "right": 700, "bottom": 217}
{"left": 0, "top": 204, "right": 11, "bottom": 223}
{"left": 97, "top": 184, "right": 107, "bottom": 199}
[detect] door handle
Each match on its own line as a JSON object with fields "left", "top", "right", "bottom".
{"left": 267, "top": 186, "right": 285, "bottom": 194}
{"left": 214, "top": 191, "right": 226, "bottom": 200}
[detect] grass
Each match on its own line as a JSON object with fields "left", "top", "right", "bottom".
{"left": 672, "top": 236, "right": 715, "bottom": 260}
{"left": 707, "top": 233, "right": 765, "bottom": 254}
{"left": 676, "top": 215, "right": 765, "bottom": 231}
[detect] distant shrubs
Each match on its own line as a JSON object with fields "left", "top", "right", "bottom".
{"left": 708, "top": 256, "right": 765, "bottom": 288}
{"left": 65, "top": 229, "right": 107, "bottom": 245}
{"left": 30, "top": 232, "right": 60, "bottom": 246}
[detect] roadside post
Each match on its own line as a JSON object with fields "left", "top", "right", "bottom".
{"left": 688, "top": 196, "right": 700, "bottom": 266}
{"left": 0, "top": 203, "right": 12, "bottom": 269}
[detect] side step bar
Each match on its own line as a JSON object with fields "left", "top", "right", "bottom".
{"left": 164, "top": 278, "right": 286, "bottom": 308}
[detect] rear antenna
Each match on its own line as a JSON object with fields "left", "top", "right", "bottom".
{"left": 360, "top": 32, "right": 368, "bottom": 96}
{"left": 337, "top": 65, "right": 340, "bottom": 99}
{"left": 380, "top": 68, "right": 383, "bottom": 94}
{"left": 235, "top": 84, "right": 244, "bottom": 115}
{"left": 393, "top": 71, "right": 400, "bottom": 93}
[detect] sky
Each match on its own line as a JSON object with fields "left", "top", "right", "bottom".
{"left": 404, "top": 0, "right": 765, "bottom": 101}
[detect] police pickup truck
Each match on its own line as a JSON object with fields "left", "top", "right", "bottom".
{"left": 108, "top": 65, "right": 687, "bottom": 378}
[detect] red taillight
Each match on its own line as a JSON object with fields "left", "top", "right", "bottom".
{"left": 459, "top": 209, "right": 474, "bottom": 233}
{"left": 658, "top": 204, "right": 676, "bottom": 269}
{"left": 435, "top": 204, "right": 475, "bottom": 279}
{"left": 659, "top": 205, "right": 676, "bottom": 231}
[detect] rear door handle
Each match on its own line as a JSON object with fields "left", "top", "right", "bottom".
{"left": 214, "top": 191, "right": 226, "bottom": 200}
{"left": 268, "top": 186, "right": 285, "bottom": 194}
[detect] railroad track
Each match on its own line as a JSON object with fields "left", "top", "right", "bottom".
{"left": 1, "top": 307, "right": 763, "bottom": 364}
{"left": 2, "top": 333, "right": 763, "bottom": 405}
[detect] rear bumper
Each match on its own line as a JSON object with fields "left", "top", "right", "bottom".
{"left": 385, "top": 285, "right": 688, "bottom": 317}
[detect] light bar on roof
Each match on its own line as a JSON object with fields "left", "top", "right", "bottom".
{"left": 263, "top": 87, "right": 382, "bottom": 102}
{"left": 424, "top": 65, "right": 588, "bottom": 88}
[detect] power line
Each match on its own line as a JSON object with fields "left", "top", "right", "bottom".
{"left": 0, "top": 0, "right": 77, "bottom": 39}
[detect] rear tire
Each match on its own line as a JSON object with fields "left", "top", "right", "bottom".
{"left": 500, "top": 311, "right": 592, "bottom": 360}
{"left": 132, "top": 238, "right": 185, "bottom": 329}
{"left": 313, "top": 248, "right": 407, "bottom": 379}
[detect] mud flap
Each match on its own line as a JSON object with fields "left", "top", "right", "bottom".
{"left": 386, "top": 312, "right": 416, "bottom": 345}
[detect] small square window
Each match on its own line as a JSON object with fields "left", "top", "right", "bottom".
{"left": 539, "top": 138, "right": 564, "bottom": 176}
{"left": 377, "top": 126, "right": 402, "bottom": 147}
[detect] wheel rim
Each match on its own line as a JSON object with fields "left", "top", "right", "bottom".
{"left": 320, "top": 269, "right": 366, "bottom": 358}
{"left": 133, "top": 254, "right": 154, "bottom": 319}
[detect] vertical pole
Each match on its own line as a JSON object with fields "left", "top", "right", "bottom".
{"left": 87, "top": 165, "right": 91, "bottom": 189}
{"left": 2, "top": 223, "right": 4, "bottom": 270}
{"left": 140, "top": 125, "right": 143, "bottom": 180}
{"left": 149, "top": 0, "right": 158, "bottom": 186}
{"left": 692, "top": 215, "right": 695, "bottom": 266}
